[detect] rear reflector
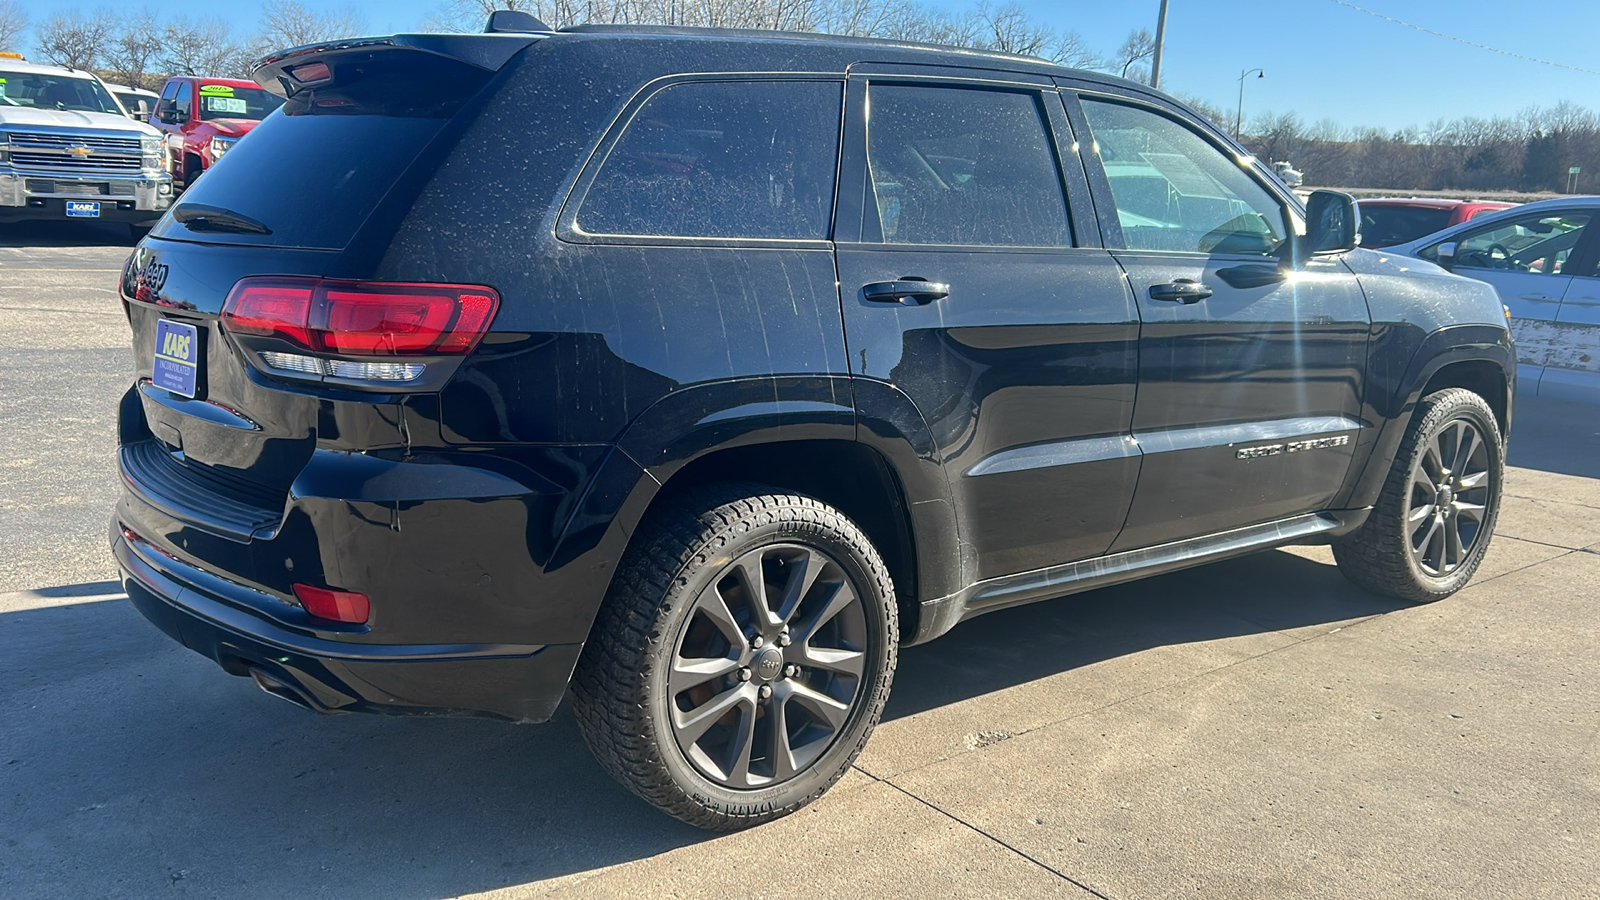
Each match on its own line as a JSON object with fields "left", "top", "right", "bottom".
{"left": 222, "top": 277, "right": 499, "bottom": 358}
{"left": 292, "top": 583, "right": 370, "bottom": 624}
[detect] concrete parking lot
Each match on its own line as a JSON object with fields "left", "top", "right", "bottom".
{"left": 2, "top": 222, "right": 1597, "bottom": 898}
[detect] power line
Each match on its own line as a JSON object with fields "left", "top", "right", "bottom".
{"left": 1329, "top": 0, "right": 1600, "bottom": 76}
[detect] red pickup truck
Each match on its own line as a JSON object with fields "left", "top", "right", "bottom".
{"left": 1357, "top": 197, "right": 1515, "bottom": 248}
{"left": 151, "top": 76, "right": 283, "bottom": 189}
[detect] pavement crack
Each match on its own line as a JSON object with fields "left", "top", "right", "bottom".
{"left": 870, "top": 772, "right": 1117, "bottom": 900}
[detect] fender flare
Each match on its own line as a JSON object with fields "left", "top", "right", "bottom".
{"left": 542, "top": 375, "right": 965, "bottom": 645}
{"left": 1336, "top": 324, "right": 1515, "bottom": 510}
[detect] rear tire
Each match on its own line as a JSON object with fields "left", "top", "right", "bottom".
{"left": 571, "top": 484, "right": 897, "bottom": 830}
{"left": 1333, "top": 388, "right": 1504, "bottom": 602}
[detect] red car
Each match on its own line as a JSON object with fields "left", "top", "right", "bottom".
{"left": 1358, "top": 197, "right": 1515, "bottom": 249}
{"left": 152, "top": 76, "right": 283, "bottom": 189}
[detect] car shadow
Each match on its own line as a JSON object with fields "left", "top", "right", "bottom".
{"left": 0, "top": 220, "right": 140, "bottom": 247}
{"left": 0, "top": 549, "right": 1400, "bottom": 898}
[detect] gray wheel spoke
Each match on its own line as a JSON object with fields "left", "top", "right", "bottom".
{"left": 1421, "top": 440, "right": 1445, "bottom": 481}
{"left": 768, "top": 692, "right": 798, "bottom": 782}
{"left": 1457, "top": 470, "right": 1489, "bottom": 490}
{"left": 674, "top": 683, "right": 752, "bottom": 745}
{"left": 1453, "top": 500, "right": 1486, "bottom": 524}
{"left": 1413, "top": 516, "right": 1441, "bottom": 563}
{"left": 733, "top": 554, "right": 783, "bottom": 631}
{"left": 669, "top": 656, "right": 741, "bottom": 695}
{"left": 724, "top": 702, "right": 757, "bottom": 787}
{"left": 1427, "top": 521, "right": 1448, "bottom": 573}
{"left": 1446, "top": 518, "right": 1466, "bottom": 569}
{"left": 775, "top": 548, "right": 825, "bottom": 625}
{"left": 1408, "top": 502, "right": 1436, "bottom": 525}
{"left": 697, "top": 587, "right": 750, "bottom": 654}
{"left": 795, "top": 580, "right": 857, "bottom": 644}
{"left": 1451, "top": 423, "right": 1477, "bottom": 474}
{"left": 789, "top": 682, "right": 851, "bottom": 730}
{"left": 799, "top": 644, "right": 865, "bottom": 678}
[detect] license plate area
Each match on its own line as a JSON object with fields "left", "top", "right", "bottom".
{"left": 65, "top": 200, "right": 101, "bottom": 218}
{"left": 152, "top": 319, "right": 200, "bottom": 399}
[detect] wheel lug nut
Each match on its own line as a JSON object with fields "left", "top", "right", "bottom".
{"left": 738, "top": 668, "right": 751, "bottom": 682}
{"left": 784, "top": 664, "right": 799, "bottom": 678}
{"left": 778, "top": 633, "right": 791, "bottom": 647}
{"left": 758, "top": 685, "right": 772, "bottom": 699}
{"left": 752, "top": 636, "right": 764, "bottom": 649}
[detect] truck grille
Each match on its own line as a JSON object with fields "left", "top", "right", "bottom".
{"left": 10, "top": 131, "right": 142, "bottom": 152}
{"left": 10, "top": 151, "right": 142, "bottom": 172}
{"left": 7, "top": 132, "right": 144, "bottom": 174}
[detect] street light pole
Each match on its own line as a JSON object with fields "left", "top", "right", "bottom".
{"left": 1235, "top": 68, "right": 1264, "bottom": 139}
{"left": 1151, "top": 0, "right": 1170, "bottom": 90}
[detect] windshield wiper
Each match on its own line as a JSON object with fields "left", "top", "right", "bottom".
{"left": 172, "top": 204, "right": 272, "bottom": 235}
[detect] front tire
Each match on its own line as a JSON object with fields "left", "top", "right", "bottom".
{"left": 571, "top": 485, "right": 897, "bottom": 830}
{"left": 1333, "top": 388, "right": 1504, "bottom": 602}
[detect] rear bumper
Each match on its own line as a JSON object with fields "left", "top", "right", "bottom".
{"left": 114, "top": 523, "right": 581, "bottom": 723}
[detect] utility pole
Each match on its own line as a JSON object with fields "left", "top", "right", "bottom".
{"left": 1235, "top": 68, "right": 1264, "bottom": 139}
{"left": 1151, "top": 0, "right": 1170, "bottom": 90}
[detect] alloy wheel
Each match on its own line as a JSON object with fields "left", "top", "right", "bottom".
{"left": 1406, "top": 418, "right": 1493, "bottom": 577}
{"left": 667, "top": 543, "right": 868, "bottom": 789}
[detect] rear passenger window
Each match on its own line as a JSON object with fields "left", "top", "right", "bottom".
{"left": 576, "top": 80, "right": 843, "bottom": 240}
{"left": 865, "top": 85, "right": 1070, "bottom": 247}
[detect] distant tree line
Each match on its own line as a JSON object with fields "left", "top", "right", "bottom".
{"left": 0, "top": 0, "right": 1154, "bottom": 85}
{"left": 3, "top": 0, "right": 1593, "bottom": 193}
{"left": 1241, "top": 103, "right": 1600, "bottom": 194}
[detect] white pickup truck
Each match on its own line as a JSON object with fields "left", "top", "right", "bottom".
{"left": 0, "top": 56, "right": 173, "bottom": 236}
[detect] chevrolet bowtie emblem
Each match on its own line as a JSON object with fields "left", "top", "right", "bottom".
{"left": 66, "top": 144, "right": 93, "bottom": 157}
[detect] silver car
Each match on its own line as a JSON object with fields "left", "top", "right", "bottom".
{"left": 1384, "top": 196, "right": 1600, "bottom": 401}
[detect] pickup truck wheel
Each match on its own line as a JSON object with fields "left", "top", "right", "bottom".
{"left": 571, "top": 485, "right": 897, "bottom": 830}
{"left": 1333, "top": 388, "right": 1503, "bottom": 602}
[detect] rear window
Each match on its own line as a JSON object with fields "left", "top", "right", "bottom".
{"left": 153, "top": 56, "right": 492, "bottom": 250}
{"left": 1359, "top": 205, "right": 1451, "bottom": 248}
{"left": 574, "top": 80, "right": 843, "bottom": 241}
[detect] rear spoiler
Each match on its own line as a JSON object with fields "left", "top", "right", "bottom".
{"left": 251, "top": 33, "right": 545, "bottom": 98}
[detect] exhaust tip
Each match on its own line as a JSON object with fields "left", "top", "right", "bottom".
{"left": 248, "top": 668, "right": 319, "bottom": 713}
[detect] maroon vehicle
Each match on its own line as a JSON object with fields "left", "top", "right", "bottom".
{"left": 152, "top": 76, "right": 283, "bottom": 189}
{"left": 1358, "top": 197, "right": 1515, "bottom": 249}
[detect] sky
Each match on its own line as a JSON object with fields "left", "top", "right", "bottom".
{"left": 14, "top": 0, "right": 1600, "bottom": 131}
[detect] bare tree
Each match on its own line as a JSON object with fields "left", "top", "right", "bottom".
{"left": 1048, "top": 29, "right": 1098, "bottom": 69}
{"left": 34, "top": 7, "right": 116, "bottom": 70}
{"left": 0, "top": 0, "right": 28, "bottom": 55}
{"left": 258, "top": 1, "right": 367, "bottom": 51}
{"left": 1108, "top": 27, "right": 1154, "bottom": 82}
{"left": 160, "top": 17, "right": 252, "bottom": 78}
{"left": 104, "top": 10, "right": 163, "bottom": 89}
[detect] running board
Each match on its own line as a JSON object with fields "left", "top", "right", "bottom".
{"left": 911, "top": 511, "right": 1360, "bottom": 644}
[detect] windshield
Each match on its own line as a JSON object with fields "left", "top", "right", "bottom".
{"left": 0, "top": 71, "right": 122, "bottom": 114}
{"left": 196, "top": 85, "right": 283, "bottom": 121}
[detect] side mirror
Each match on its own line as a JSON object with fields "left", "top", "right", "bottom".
{"left": 155, "top": 99, "right": 177, "bottom": 123}
{"left": 1435, "top": 241, "right": 1457, "bottom": 272}
{"left": 1305, "top": 190, "right": 1359, "bottom": 254}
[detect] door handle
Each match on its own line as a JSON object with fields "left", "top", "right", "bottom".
{"left": 862, "top": 280, "right": 950, "bottom": 305}
{"left": 1517, "top": 293, "right": 1560, "bottom": 303}
{"left": 1148, "top": 279, "right": 1212, "bottom": 303}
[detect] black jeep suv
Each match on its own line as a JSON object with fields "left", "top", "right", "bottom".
{"left": 113, "top": 20, "right": 1514, "bottom": 830}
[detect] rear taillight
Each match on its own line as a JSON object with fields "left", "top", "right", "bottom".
{"left": 222, "top": 277, "right": 499, "bottom": 358}
{"left": 292, "top": 583, "right": 370, "bottom": 624}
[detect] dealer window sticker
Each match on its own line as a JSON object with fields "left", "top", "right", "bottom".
{"left": 199, "top": 84, "right": 235, "bottom": 95}
{"left": 205, "top": 96, "right": 247, "bottom": 114}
